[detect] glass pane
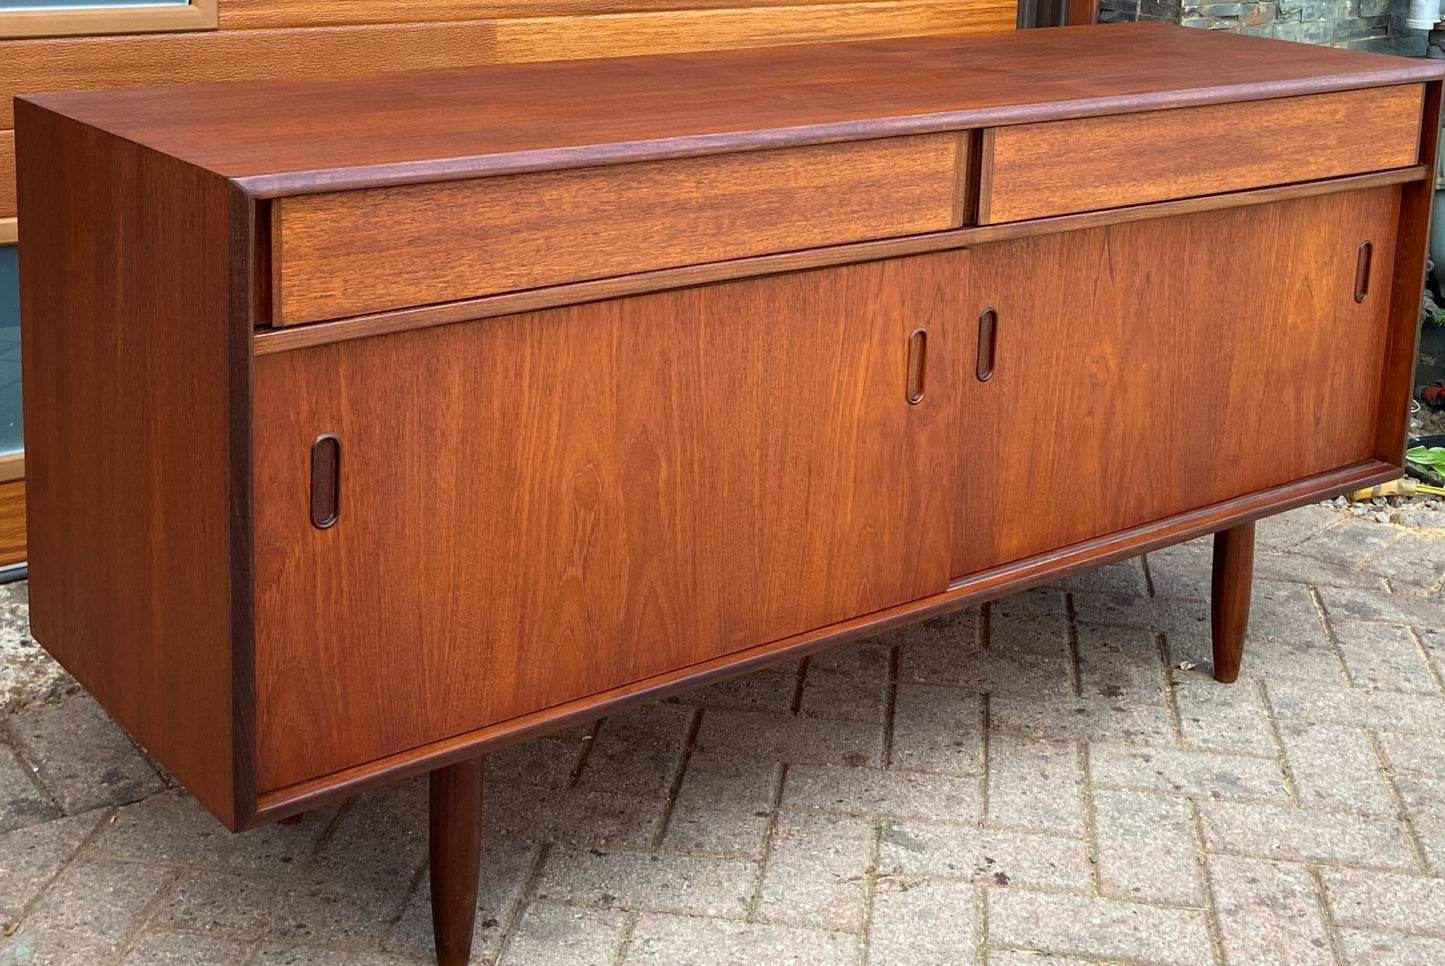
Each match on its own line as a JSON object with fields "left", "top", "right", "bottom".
{"left": 0, "top": 247, "right": 22, "bottom": 457}
{"left": 0, "top": 0, "right": 186, "bottom": 8}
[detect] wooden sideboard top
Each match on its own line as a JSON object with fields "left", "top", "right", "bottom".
{"left": 18, "top": 21, "right": 1442, "bottom": 197}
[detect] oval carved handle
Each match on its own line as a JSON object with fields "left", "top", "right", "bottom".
{"left": 977, "top": 308, "right": 998, "bottom": 382}
{"left": 906, "top": 328, "right": 927, "bottom": 405}
{"left": 310, "top": 434, "right": 341, "bottom": 530}
{"left": 1355, "top": 241, "right": 1373, "bottom": 304}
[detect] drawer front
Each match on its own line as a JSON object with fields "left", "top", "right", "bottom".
{"left": 271, "top": 133, "right": 966, "bottom": 326}
{"left": 979, "top": 85, "right": 1423, "bottom": 224}
{"left": 252, "top": 252, "right": 965, "bottom": 790}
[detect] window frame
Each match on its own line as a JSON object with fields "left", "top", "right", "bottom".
{"left": 0, "top": 0, "right": 216, "bottom": 39}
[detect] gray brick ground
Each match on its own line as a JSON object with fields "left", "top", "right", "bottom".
{"left": 0, "top": 506, "right": 1442, "bottom": 965}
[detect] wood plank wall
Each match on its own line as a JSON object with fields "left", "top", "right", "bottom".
{"left": 1, "top": 0, "right": 1018, "bottom": 223}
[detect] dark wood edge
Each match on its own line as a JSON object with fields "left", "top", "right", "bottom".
{"left": 1066, "top": 0, "right": 1100, "bottom": 24}
{"left": 1374, "top": 80, "right": 1442, "bottom": 461}
{"left": 227, "top": 184, "right": 258, "bottom": 831}
{"left": 230, "top": 76, "right": 1442, "bottom": 198}
{"left": 241, "top": 458, "right": 1397, "bottom": 828}
{"left": 253, "top": 165, "right": 1429, "bottom": 356}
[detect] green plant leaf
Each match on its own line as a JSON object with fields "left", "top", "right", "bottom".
{"left": 1407, "top": 446, "right": 1445, "bottom": 471}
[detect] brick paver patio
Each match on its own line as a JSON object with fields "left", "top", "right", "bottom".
{"left": 1, "top": 504, "right": 1443, "bottom": 965}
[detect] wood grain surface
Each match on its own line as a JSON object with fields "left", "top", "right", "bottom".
{"left": 252, "top": 165, "right": 1429, "bottom": 354}
{"left": 0, "top": 132, "right": 13, "bottom": 220}
{"left": 20, "top": 24, "right": 1441, "bottom": 196}
{"left": 493, "top": 0, "right": 1016, "bottom": 62}
{"left": 981, "top": 85, "right": 1424, "bottom": 222}
{"left": 252, "top": 457, "right": 1397, "bottom": 821}
{"left": 16, "top": 102, "right": 244, "bottom": 826}
{"left": 220, "top": 0, "right": 945, "bottom": 29}
{"left": 252, "top": 253, "right": 962, "bottom": 789}
{"left": 273, "top": 133, "right": 961, "bottom": 324}
{"left": 0, "top": 480, "right": 26, "bottom": 567}
{"left": 952, "top": 187, "right": 1401, "bottom": 578}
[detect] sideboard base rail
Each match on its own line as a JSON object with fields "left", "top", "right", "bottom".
{"left": 245, "top": 457, "right": 1396, "bottom": 830}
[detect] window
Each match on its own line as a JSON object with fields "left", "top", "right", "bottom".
{"left": 0, "top": 0, "right": 216, "bottom": 39}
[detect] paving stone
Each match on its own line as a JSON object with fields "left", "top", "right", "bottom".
{"left": 678, "top": 671, "right": 797, "bottom": 715}
{"left": 1072, "top": 592, "right": 1210, "bottom": 643}
{"left": 1209, "top": 855, "right": 1331, "bottom": 965}
{"left": 309, "top": 779, "right": 427, "bottom": 883}
{"left": 866, "top": 877, "right": 976, "bottom": 966}
{"left": 1318, "top": 584, "right": 1445, "bottom": 627}
{"left": 119, "top": 932, "right": 252, "bottom": 965}
{"left": 799, "top": 641, "right": 889, "bottom": 725}
{"left": 986, "top": 734, "right": 1082, "bottom": 834}
{"left": 268, "top": 871, "right": 418, "bottom": 946}
{"left": 1075, "top": 623, "right": 1167, "bottom": 705}
{"left": 988, "top": 693, "right": 1172, "bottom": 745}
{"left": 1393, "top": 773, "right": 1445, "bottom": 871}
{"left": 1362, "top": 531, "right": 1445, "bottom": 591}
{"left": 149, "top": 868, "right": 278, "bottom": 940}
{"left": 1143, "top": 539, "right": 1212, "bottom": 601}
{"left": 988, "top": 588, "right": 1070, "bottom": 657}
{"left": 783, "top": 763, "right": 977, "bottom": 821}
{"left": 1092, "top": 789, "right": 1201, "bottom": 905}
{"left": 0, "top": 857, "right": 175, "bottom": 966}
{"left": 1333, "top": 619, "right": 1439, "bottom": 693}
{"left": 694, "top": 708, "right": 883, "bottom": 768}
{"left": 526, "top": 785, "right": 670, "bottom": 849}
{"left": 877, "top": 821, "right": 1090, "bottom": 891}
{"left": 1294, "top": 519, "right": 1399, "bottom": 568}
{"left": 91, "top": 789, "right": 332, "bottom": 874}
{"left": 485, "top": 734, "right": 583, "bottom": 789}
{"left": 1051, "top": 557, "right": 1149, "bottom": 598}
{"left": 251, "top": 947, "right": 418, "bottom": 966}
{"left": 898, "top": 646, "right": 1070, "bottom": 698}
{"left": 577, "top": 702, "right": 692, "bottom": 798}
{"left": 1276, "top": 722, "right": 1393, "bottom": 815}
{"left": 0, "top": 810, "right": 105, "bottom": 920}
{"left": 1321, "top": 867, "right": 1445, "bottom": 934}
{"left": 1255, "top": 505, "right": 1341, "bottom": 550}
{"left": 888, "top": 684, "right": 981, "bottom": 776}
{"left": 0, "top": 741, "right": 58, "bottom": 833}
{"left": 625, "top": 914, "right": 856, "bottom": 966}
{"left": 1252, "top": 549, "right": 1390, "bottom": 591}
{"left": 387, "top": 837, "right": 538, "bottom": 965}
{"left": 757, "top": 811, "right": 873, "bottom": 931}
{"left": 661, "top": 751, "right": 778, "bottom": 857}
{"left": 986, "top": 889, "right": 1213, "bottom": 966}
{"left": 6, "top": 695, "right": 165, "bottom": 815}
{"left": 1265, "top": 679, "right": 1445, "bottom": 735}
{"left": 1088, "top": 742, "right": 1285, "bottom": 802}
{"left": 1198, "top": 801, "right": 1416, "bottom": 869}
{"left": 0, "top": 582, "right": 75, "bottom": 717}
{"left": 1379, "top": 730, "right": 1445, "bottom": 775}
{"left": 499, "top": 901, "right": 628, "bottom": 966}
{"left": 1171, "top": 671, "right": 1275, "bottom": 756}
{"left": 986, "top": 952, "right": 1113, "bottom": 966}
{"left": 1339, "top": 929, "right": 1445, "bottom": 965}
{"left": 535, "top": 846, "right": 755, "bottom": 918}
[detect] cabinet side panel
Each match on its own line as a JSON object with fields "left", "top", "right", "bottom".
{"left": 16, "top": 102, "right": 240, "bottom": 827}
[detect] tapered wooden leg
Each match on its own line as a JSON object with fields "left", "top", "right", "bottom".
{"left": 1210, "top": 521, "right": 1255, "bottom": 684}
{"left": 430, "top": 758, "right": 483, "bottom": 966}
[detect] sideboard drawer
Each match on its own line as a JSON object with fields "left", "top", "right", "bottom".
{"left": 271, "top": 133, "right": 965, "bottom": 326}
{"left": 979, "top": 85, "right": 1424, "bottom": 223}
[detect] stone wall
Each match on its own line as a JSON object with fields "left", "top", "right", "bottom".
{"left": 1099, "top": 0, "right": 1425, "bottom": 55}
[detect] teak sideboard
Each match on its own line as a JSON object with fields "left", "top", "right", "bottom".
{"left": 16, "top": 22, "right": 1442, "bottom": 965}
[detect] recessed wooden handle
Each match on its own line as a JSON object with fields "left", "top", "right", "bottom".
{"left": 906, "top": 328, "right": 927, "bottom": 405}
{"left": 310, "top": 434, "right": 340, "bottom": 530}
{"left": 977, "top": 308, "right": 998, "bottom": 382}
{"left": 1354, "top": 241, "right": 1372, "bottom": 303}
